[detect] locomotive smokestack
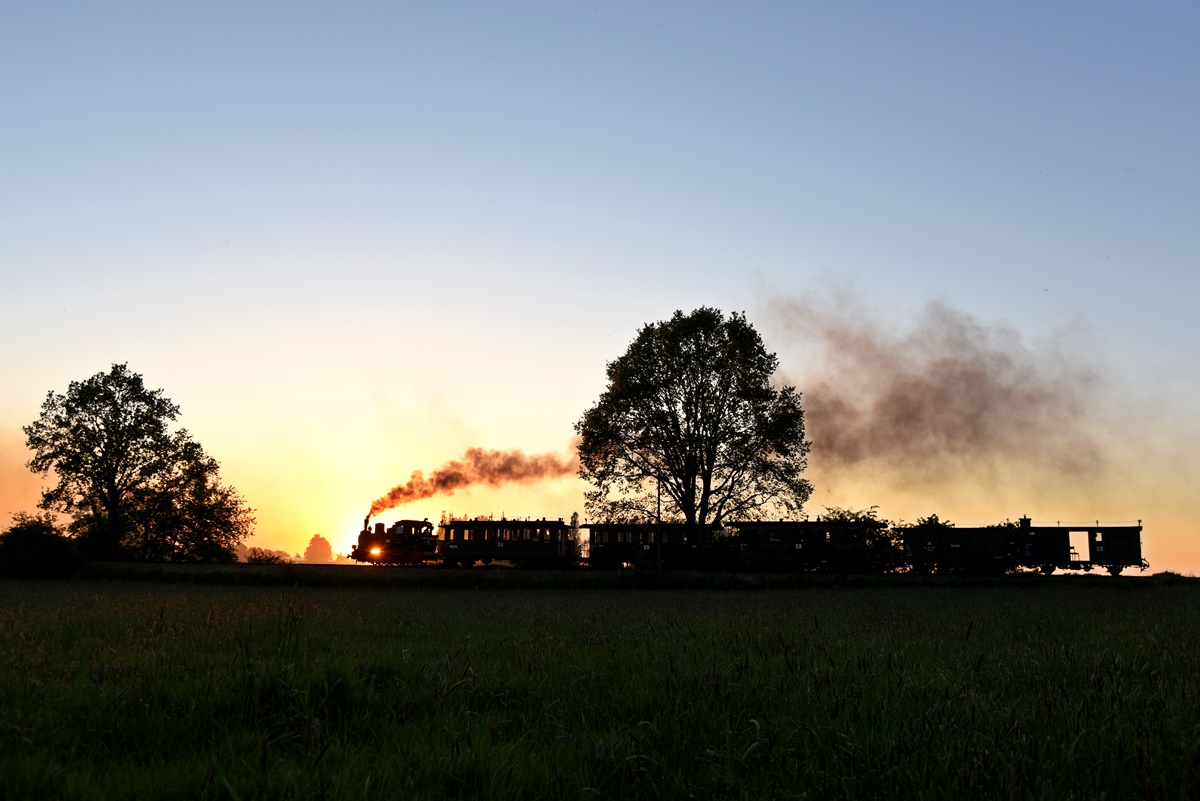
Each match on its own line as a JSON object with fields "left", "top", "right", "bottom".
{"left": 363, "top": 517, "right": 369, "bottom": 533}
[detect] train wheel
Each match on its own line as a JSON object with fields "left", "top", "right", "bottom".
{"left": 1107, "top": 565, "right": 1124, "bottom": 576}
{"left": 1041, "top": 565, "right": 1056, "bottom": 576}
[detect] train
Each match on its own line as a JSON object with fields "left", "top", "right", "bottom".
{"left": 349, "top": 514, "right": 1149, "bottom": 575}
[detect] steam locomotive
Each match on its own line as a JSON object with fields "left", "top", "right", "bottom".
{"left": 350, "top": 514, "right": 1148, "bottom": 575}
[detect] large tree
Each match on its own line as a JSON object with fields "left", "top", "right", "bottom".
{"left": 23, "top": 363, "right": 253, "bottom": 561}
{"left": 575, "top": 308, "right": 811, "bottom": 526}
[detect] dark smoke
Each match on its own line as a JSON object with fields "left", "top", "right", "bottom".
{"left": 767, "top": 293, "right": 1106, "bottom": 485}
{"left": 368, "top": 446, "right": 579, "bottom": 518}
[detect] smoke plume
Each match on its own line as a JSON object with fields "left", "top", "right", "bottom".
{"left": 767, "top": 292, "right": 1107, "bottom": 487}
{"left": 368, "top": 446, "right": 579, "bottom": 518}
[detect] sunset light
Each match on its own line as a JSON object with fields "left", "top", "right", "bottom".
{"left": 0, "top": 4, "right": 1196, "bottom": 574}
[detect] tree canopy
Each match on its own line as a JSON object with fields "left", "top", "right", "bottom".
{"left": 23, "top": 363, "right": 254, "bottom": 561}
{"left": 575, "top": 308, "right": 811, "bottom": 526}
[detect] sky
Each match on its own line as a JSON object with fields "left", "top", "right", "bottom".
{"left": 2, "top": 2, "right": 1197, "bottom": 571}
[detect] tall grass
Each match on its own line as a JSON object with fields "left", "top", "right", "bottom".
{"left": 0, "top": 579, "right": 1197, "bottom": 799}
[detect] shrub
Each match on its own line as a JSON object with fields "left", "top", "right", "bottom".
{"left": 245, "top": 547, "right": 288, "bottom": 565}
{"left": 0, "top": 513, "right": 84, "bottom": 578}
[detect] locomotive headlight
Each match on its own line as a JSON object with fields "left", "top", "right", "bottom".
{"left": 370, "top": 547, "right": 382, "bottom": 557}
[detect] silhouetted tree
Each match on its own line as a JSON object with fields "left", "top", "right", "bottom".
{"left": 125, "top": 436, "right": 254, "bottom": 563}
{"left": 23, "top": 363, "right": 254, "bottom": 561}
{"left": 303, "top": 534, "right": 334, "bottom": 563}
{"left": 820, "top": 505, "right": 902, "bottom": 573}
{"left": 913, "top": 513, "right": 954, "bottom": 529}
{"left": 576, "top": 308, "right": 811, "bottom": 526}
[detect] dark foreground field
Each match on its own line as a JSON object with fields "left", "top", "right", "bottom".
{"left": 1, "top": 572, "right": 1197, "bottom": 800}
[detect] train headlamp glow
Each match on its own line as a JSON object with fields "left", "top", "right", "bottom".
{"left": 370, "top": 547, "right": 382, "bottom": 557}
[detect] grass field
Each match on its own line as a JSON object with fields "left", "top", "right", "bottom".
{"left": 1, "top": 571, "right": 1197, "bottom": 799}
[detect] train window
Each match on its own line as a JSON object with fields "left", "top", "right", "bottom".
{"left": 1094, "top": 532, "right": 1104, "bottom": 543}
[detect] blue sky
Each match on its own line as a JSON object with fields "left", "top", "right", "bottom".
{"left": 2, "top": 2, "right": 1197, "bottom": 567}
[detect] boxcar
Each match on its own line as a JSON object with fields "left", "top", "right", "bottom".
{"left": 1016, "top": 517, "right": 1146, "bottom": 575}
{"left": 904, "top": 517, "right": 1147, "bottom": 575}
{"left": 726, "top": 519, "right": 890, "bottom": 573}
{"left": 903, "top": 526, "right": 1013, "bottom": 575}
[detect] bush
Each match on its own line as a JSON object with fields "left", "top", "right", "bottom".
{"left": 0, "top": 513, "right": 84, "bottom": 578}
{"left": 245, "top": 547, "right": 287, "bottom": 565}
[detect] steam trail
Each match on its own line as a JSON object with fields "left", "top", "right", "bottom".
{"left": 369, "top": 446, "right": 579, "bottom": 517}
{"left": 767, "top": 292, "right": 1105, "bottom": 484}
